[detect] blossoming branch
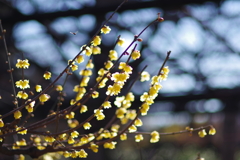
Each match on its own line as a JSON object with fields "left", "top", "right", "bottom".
{"left": 0, "top": 1, "right": 215, "bottom": 159}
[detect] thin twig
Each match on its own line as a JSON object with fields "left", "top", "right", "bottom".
{"left": 157, "top": 51, "right": 171, "bottom": 76}
{"left": 0, "top": 20, "right": 18, "bottom": 108}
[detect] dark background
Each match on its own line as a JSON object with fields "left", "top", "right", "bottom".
{"left": 1, "top": 0, "right": 240, "bottom": 159}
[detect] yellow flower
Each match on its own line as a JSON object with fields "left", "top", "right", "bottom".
{"left": 83, "top": 122, "right": 91, "bottom": 130}
{"left": 63, "top": 151, "right": 71, "bottom": 158}
{"left": 80, "top": 77, "right": 90, "bottom": 87}
{"left": 98, "top": 77, "right": 108, "bottom": 88}
{"left": 79, "top": 69, "right": 92, "bottom": 76}
{"left": 85, "top": 46, "right": 92, "bottom": 56}
{"left": 111, "top": 124, "right": 120, "bottom": 132}
{"left": 150, "top": 131, "right": 160, "bottom": 143}
{"left": 67, "top": 119, "right": 79, "bottom": 128}
{"left": 149, "top": 85, "right": 160, "bottom": 98}
{"left": 14, "top": 110, "right": 22, "bottom": 119}
{"left": 117, "top": 38, "right": 125, "bottom": 47}
{"left": 101, "top": 25, "right": 111, "bottom": 34}
{"left": 18, "top": 154, "right": 25, "bottom": 160}
{"left": 15, "top": 79, "right": 30, "bottom": 89}
{"left": 16, "top": 139, "right": 27, "bottom": 146}
{"left": 118, "top": 62, "right": 132, "bottom": 74}
{"left": 94, "top": 109, "right": 102, "bottom": 116}
{"left": 65, "top": 112, "right": 75, "bottom": 119}
{"left": 140, "top": 92, "right": 149, "bottom": 102}
{"left": 209, "top": 127, "right": 216, "bottom": 135}
{"left": 92, "top": 36, "right": 101, "bottom": 46}
{"left": 140, "top": 71, "right": 150, "bottom": 82}
{"left": 12, "top": 143, "right": 20, "bottom": 149}
{"left": 0, "top": 119, "right": 4, "bottom": 127}
{"left": 37, "top": 146, "right": 46, "bottom": 150}
{"left": 16, "top": 127, "right": 27, "bottom": 135}
{"left": 80, "top": 136, "right": 89, "bottom": 144}
{"left": 103, "top": 141, "right": 117, "bottom": 149}
{"left": 115, "top": 108, "right": 126, "bottom": 119}
{"left": 198, "top": 129, "right": 207, "bottom": 138}
{"left": 140, "top": 107, "right": 149, "bottom": 116}
{"left": 25, "top": 105, "right": 33, "bottom": 113}
{"left": 97, "top": 68, "right": 106, "bottom": 76}
{"left": 80, "top": 105, "right": 88, "bottom": 113}
{"left": 145, "top": 97, "right": 154, "bottom": 105}
{"left": 35, "top": 85, "right": 42, "bottom": 92}
{"left": 71, "top": 131, "right": 79, "bottom": 138}
{"left": 68, "top": 137, "right": 75, "bottom": 144}
{"left": 120, "top": 133, "right": 127, "bottom": 141}
{"left": 76, "top": 55, "right": 84, "bottom": 64}
{"left": 33, "top": 136, "right": 41, "bottom": 143}
{"left": 104, "top": 61, "right": 113, "bottom": 70}
{"left": 162, "top": 66, "right": 170, "bottom": 74}
{"left": 80, "top": 45, "right": 92, "bottom": 56}
{"left": 153, "top": 83, "right": 162, "bottom": 91}
{"left": 76, "top": 92, "right": 83, "bottom": 100}
{"left": 135, "top": 134, "right": 144, "bottom": 142}
{"left": 92, "top": 91, "right": 99, "bottom": 98}
{"left": 111, "top": 72, "right": 129, "bottom": 84}
{"left": 16, "top": 91, "right": 28, "bottom": 99}
{"left": 97, "top": 114, "right": 105, "bottom": 120}
{"left": 131, "top": 50, "right": 141, "bottom": 60}
{"left": 102, "top": 130, "right": 111, "bottom": 138}
{"left": 96, "top": 134, "right": 103, "bottom": 141}
{"left": 159, "top": 74, "right": 168, "bottom": 81}
{"left": 151, "top": 75, "right": 161, "bottom": 84}
{"left": 16, "top": 59, "right": 30, "bottom": 69}
{"left": 39, "top": 94, "right": 50, "bottom": 103}
{"left": 71, "top": 150, "right": 78, "bottom": 158}
{"left": 106, "top": 83, "right": 124, "bottom": 96}
{"left": 94, "top": 109, "right": 105, "bottom": 120}
{"left": 92, "top": 46, "right": 101, "bottom": 54}
{"left": 141, "top": 102, "right": 150, "bottom": 110}
{"left": 73, "top": 86, "right": 86, "bottom": 93}
{"left": 86, "top": 60, "right": 94, "bottom": 69}
{"left": 43, "top": 71, "right": 51, "bottom": 80}
{"left": 89, "top": 143, "right": 99, "bottom": 153}
{"left": 125, "top": 92, "right": 135, "bottom": 101}
{"left": 109, "top": 50, "right": 118, "bottom": 61}
{"left": 55, "top": 85, "right": 63, "bottom": 91}
{"left": 134, "top": 118, "right": 143, "bottom": 127}
{"left": 122, "top": 100, "right": 131, "bottom": 108}
{"left": 71, "top": 64, "right": 78, "bottom": 71}
{"left": 114, "top": 96, "right": 125, "bottom": 107}
{"left": 79, "top": 149, "right": 88, "bottom": 158}
{"left": 102, "top": 101, "right": 111, "bottom": 109}
{"left": 126, "top": 110, "right": 137, "bottom": 120}
{"left": 25, "top": 102, "right": 34, "bottom": 112}
{"left": 45, "top": 136, "right": 55, "bottom": 142}
{"left": 58, "top": 133, "right": 67, "bottom": 140}
{"left": 73, "top": 86, "right": 79, "bottom": 93}
{"left": 111, "top": 132, "right": 117, "bottom": 138}
{"left": 128, "top": 125, "right": 137, "bottom": 133}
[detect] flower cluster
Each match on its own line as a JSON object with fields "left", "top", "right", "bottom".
{"left": 0, "top": 10, "right": 216, "bottom": 160}
{"left": 198, "top": 127, "right": 216, "bottom": 138}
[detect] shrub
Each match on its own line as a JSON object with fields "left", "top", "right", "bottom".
{"left": 0, "top": 1, "right": 215, "bottom": 159}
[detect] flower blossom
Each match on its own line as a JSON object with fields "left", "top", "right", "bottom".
{"left": 15, "top": 79, "right": 30, "bottom": 89}
{"left": 101, "top": 25, "right": 111, "bottom": 34}
{"left": 16, "top": 59, "right": 30, "bottom": 69}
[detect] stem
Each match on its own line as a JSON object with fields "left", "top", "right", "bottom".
{"left": 157, "top": 51, "right": 171, "bottom": 76}
{"left": 0, "top": 20, "right": 18, "bottom": 108}
{"left": 127, "top": 125, "right": 213, "bottom": 136}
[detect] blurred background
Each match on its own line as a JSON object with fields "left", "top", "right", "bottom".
{"left": 0, "top": 0, "right": 240, "bottom": 159}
